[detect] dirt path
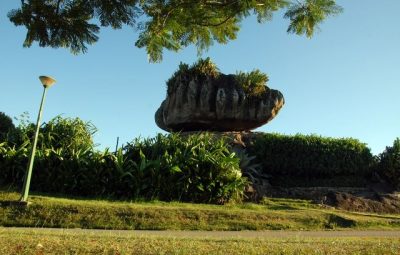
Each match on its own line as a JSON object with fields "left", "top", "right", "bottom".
{"left": 3, "top": 227, "right": 400, "bottom": 238}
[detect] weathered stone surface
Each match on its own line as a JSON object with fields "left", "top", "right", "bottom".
{"left": 155, "top": 74, "right": 284, "bottom": 132}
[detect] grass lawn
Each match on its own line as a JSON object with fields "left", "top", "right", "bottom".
{"left": 1, "top": 190, "right": 400, "bottom": 231}
{"left": 1, "top": 228, "right": 400, "bottom": 255}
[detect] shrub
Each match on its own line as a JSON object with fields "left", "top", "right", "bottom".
{"left": 377, "top": 138, "right": 400, "bottom": 189}
{"left": 247, "top": 133, "right": 374, "bottom": 187}
{"left": 124, "top": 133, "right": 247, "bottom": 203}
{"left": 39, "top": 116, "right": 97, "bottom": 152}
{"left": 10, "top": 115, "right": 96, "bottom": 152}
{"left": 235, "top": 69, "right": 269, "bottom": 97}
{"left": 0, "top": 112, "right": 15, "bottom": 142}
{"left": 0, "top": 132, "right": 247, "bottom": 204}
{"left": 0, "top": 141, "right": 29, "bottom": 187}
{"left": 191, "top": 57, "right": 220, "bottom": 78}
{"left": 0, "top": 115, "right": 100, "bottom": 195}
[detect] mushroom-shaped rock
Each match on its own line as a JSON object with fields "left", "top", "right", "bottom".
{"left": 155, "top": 59, "right": 285, "bottom": 132}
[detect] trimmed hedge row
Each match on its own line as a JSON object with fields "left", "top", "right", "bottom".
{"left": 247, "top": 133, "right": 374, "bottom": 181}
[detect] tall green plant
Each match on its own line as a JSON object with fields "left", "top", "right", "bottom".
{"left": 40, "top": 116, "right": 97, "bottom": 152}
{"left": 10, "top": 114, "right": 96, "bottom": 152}
{"left": 1, "top": 131, "right": 247, "bottom": 204}
{"left": 125, "top": 133, "right": 247, "bottom": 203}
{"left": 0, "top": 115, "right": 99, "bottom": 194}
{"left": 0, "top": 141, "right": 29, "bottom": 186}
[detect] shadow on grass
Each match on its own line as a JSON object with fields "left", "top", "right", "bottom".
{"left": 325, "top": 214, "right": 357, "bottom": 229}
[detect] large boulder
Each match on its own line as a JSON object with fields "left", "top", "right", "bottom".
{"left": 155, "top": 58, "right": 285, "bottom": 132}
{"left": 155, "top": 73, "right": 284, "bottom": 132}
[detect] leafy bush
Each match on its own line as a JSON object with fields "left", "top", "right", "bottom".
{"left": 0, "top": 132, "right": 247, "bottom": 204}
{"left": 0, "top": 141, "right": 29, "bottom": 187}
{"left": 376, "top": 138, "right": 400, "bottom": 189}
{"left": 247, "top": 133, "right": 374, "bottom": 187}
{"left": 124, "top": 133, "right": 247, "bottom": 203}
{"left": 0, "top": 112, "right": 15, "bottom": 142}
{"left": 10, "top": 115, "right": 96, "bottom": 152}
{"left": 39, "top": 116, "right": 97, "bottom": 152}
{"left": 0, "top": 114, "right": 106, "bottom": 195}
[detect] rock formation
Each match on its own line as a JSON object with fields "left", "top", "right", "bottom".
{"left": 155, "top": 68, "right": 284, "bottom": 132}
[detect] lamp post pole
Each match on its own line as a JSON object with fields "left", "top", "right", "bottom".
{"left": 20, "top": 76, "right": 56, "bottom": 203}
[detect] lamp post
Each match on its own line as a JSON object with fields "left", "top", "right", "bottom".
{"left": 20, "top": 76, "right": 56, "bottom": 203}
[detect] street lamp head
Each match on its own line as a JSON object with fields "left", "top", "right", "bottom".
{"left": 39, "top": 76, "right": 56, "bottom": 88}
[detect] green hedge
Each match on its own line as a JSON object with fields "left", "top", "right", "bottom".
{"left": 0, "top": 133, "right": 246, "bottom": 204}
{"left": 247, "top": 133, "right": 374, "bottom": 186}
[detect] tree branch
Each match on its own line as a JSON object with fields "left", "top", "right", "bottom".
{"left": 194, "top": 15, "right": 236, "bottom": 27}
{"left": 56, "top": 0, "right": 62, "bottom": 15}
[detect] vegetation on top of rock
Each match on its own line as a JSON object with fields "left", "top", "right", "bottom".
{"left": 166, "top": 58, "right": 269, "bottom": 97}
{"left": 166, "top": 58, "right": 219, "bottom": 95}
{"left": 235, "top": 70, "right": 269, "bottom": 97}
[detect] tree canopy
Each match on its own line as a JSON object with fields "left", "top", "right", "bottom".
{"left": 8, "top": 0, "right": 342, "bottom": 62}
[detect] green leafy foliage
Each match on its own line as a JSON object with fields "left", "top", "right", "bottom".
{"left": 0, "top": 141, "right": 29, "bottom": 187}
{"left": 8, "top": 0, "right": 100, "bottom": 54}
{"left": 0, "top": 112, "right": 15, "bottom": 142}
{"left": 0, "top": 131, "right": 246, "bottom": 204}
{"left": 235, "top": 70, "right": 269, "bottom": 97}
{"left": 39, "top": 116, "right": 97, "bottom": 152}
{"left": 9, "top": 115, "right": 96, "bottom": 155}
{"left": 191, "top": 58, "right": 220, "bottom": 78}
{"left": 376, "top": 138, "right": 400, "bottom": 189}
{"left": 285, "top": 0, "right": 343, "bottom": 37}
{"left": 233, "top": 149, "right": 266, "bottom": 188}
{"left": 247, "top": 133, "right": 374, "bottom": 187}
{"left": 8, "top": 0, "right": 342, "bottom": 62}
{"left": 124, "top": 133, "right": 247, "bottom": 203}
{"left": 5, "top": 112, "right": 35, "bottom": 146}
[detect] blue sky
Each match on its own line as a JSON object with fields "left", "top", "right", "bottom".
{"left": 1, "top": 0, "right": 399, "bottom": 154}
